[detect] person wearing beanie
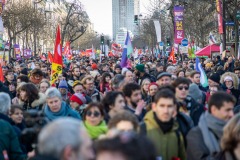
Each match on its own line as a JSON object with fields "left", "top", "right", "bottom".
{"left": 91, "top": 63, "right": 98, "bottom": 70}
{"left": 220, "top": 72, "right": 240, "bottom": 105}
{"left": 135, "top": 64, "right": 155, "bottom": 85}
{"left": 70, "top": 93, "right": 87, "bottom": 117}
{"left": 188, "top": 83, "right": 203, "bottom": 104}
{"left": 208, "top": 72, "right": 221, "bottom": 87}
{"left": 114, "top": 64, "right": 122, "bottom": 75}
{"left": 58, "top": 80, "right": 71, "bottom": 102}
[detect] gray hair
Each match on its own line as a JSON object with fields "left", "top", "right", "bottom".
{"left": 45, "top": 87, "right": 62, "bottom": 100}
{"left": 38, "top": 118, "right": 84, "bottom": 159}
{"left": 0, "top": 92, "right": 11, "bottom": 114}
{"left": 166, "top": 66, "right": 176, "bottom": 74}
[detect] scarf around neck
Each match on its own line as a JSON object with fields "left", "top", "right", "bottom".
{"left": 154, "top": 112, "right": 174, "bottom": 134}
{"left": 198, "top": 112, "right": 226, "bottom": 154}
{"left": 44, "top": 101, "right": 71, "bottom": 121}
{"left": 84, "top": 121, "right": 107, "bottom": 140}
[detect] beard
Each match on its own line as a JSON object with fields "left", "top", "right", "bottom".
{"left": 130, "top": 100, "right": 138, "bottom": 109}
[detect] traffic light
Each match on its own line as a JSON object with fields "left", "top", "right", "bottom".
{"left": 107, "top": 40, "right": 110, "bottom": 46}
{"left": 101, "top": 35, "right": 104, "bottom": 44}
{"left": 166, "top": 38, "right": 171, "bottom": 46}
{"left": 134, "top": 15, "right": 138, "bottom": 24}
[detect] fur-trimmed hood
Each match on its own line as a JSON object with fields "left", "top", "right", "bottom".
{"left": 19, "top": 93, "right": 46, "bottom": 108}
{"left": 220, "top": 72, "right": 239, "bottom": 89}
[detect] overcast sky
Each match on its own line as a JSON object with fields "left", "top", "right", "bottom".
{"left": 80, "top": 0, "right": 150, "bottom": 37}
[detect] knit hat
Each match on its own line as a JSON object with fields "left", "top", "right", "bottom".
{"left": 115, "top": 64, "right": 122, "bottom": 69}
{"left": 209, "top": 73, "right": 220, "bottom": 84}
{"left": 188, "top": 83, "right": 203, "bottom": 103}
{"left": 121, "top": 67, "right": 129, "bottom": 75}
{"left": 148, "top": 82, "right": 159, "bottom": 90}
{"left": 224, "top": 76, "right": 233, "bottom": 82}
{"left": 135, "top": 64, "right": 145, "bottom": 72}
{"left": 205, "top": 63, "right": 212, "bottom": 68}
{"left": 70, "top": 93, "right": 86, "bottom": 106}
{"left": 157, "top": 72, "right": 171, "bottom": 80}
{"left": 58, "top": 80, "right": 68, "bottom": 89}
{"left": 91, "top": 63, "right": 98, "bottom": 70}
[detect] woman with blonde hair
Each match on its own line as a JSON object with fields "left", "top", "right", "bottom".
{"left": 141, "top": 78, "right": 151, "bottom": 101}
{"left": 214, "top": 113, "right": 240, "bottom": 160}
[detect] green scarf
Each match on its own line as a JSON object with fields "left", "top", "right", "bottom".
{"left": 84, "top": 121, "right": 108, "bottom": 139}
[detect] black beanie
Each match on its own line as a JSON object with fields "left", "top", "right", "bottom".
{"left": 209, "top": 73, "right": 220, "bottom": 84}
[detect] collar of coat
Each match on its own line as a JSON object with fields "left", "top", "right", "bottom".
{"left": 19, "top": 93, "right": 46, "bottom": 108}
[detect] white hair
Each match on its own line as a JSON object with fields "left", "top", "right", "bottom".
{"left": 45, "top": 87, "right": 62, "bottom": 100}
{"left": 166, "top": 66, "right": 176, "bottom": 74}
{"left": 38, "top": 118, "right": 84, "bottom": 159}
{"left": 0, "top": 92, "right": 11, "bottom": 114}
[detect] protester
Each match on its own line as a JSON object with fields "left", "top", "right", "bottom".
{"left": 122, "top": 83, "right": 146, "bottom": 121}
{"left": 39, "top": 79, "right": 50, "bottom": 94}
{"left": 33, "top": 118, "right": 94, "bottom": 160}
{"left": 83, "top": 102, "right": 107, "bottom": 140}
{"left": 124, "top": 70, "right": 134, "bottom": 83}
{"left": 19, "top": 83, "right": 46, "bottom": 110}
{"left": 156, "top": 72, "right": 172, "bottom": 86}
{"left": 0, "top": 119, "right": 26, "bottom": 160}
{"left": 220, "top": 72, "right": 240, "bottom": 104}
{"left": 9, "top": 105, "right": 25, "bottom": 132}
{"left": 214, "top": 113, "right": 240, "bottom": 160}
{"left": 101, "top": 91, "right": 125, "bottom": 122}
{"left": 173, "top": 77, "right": 204, "bottom": 126}
{"left": 141, "top": 78, "right": 151, "bottom": 101}
{"left": 190, "top": 71, "right": 207, "bottom": 92}
{"left": 99, "top": 72, "right": 111, "bottom": 93}
{"left": 108, "top": 110, "right": 139, "bottom": 132}
{"left": 43, "top": 87, "right": 81, "bottom": 121}
{"left": 187, "top": 91, "right": 235, "bottom": 160}
{"left": 95, "top": 131, "right": 156, "bottom": 160}
{"left": 57, "top": 79, "right": 72, "bottom": 102}
{"left": 81, "top": 75, "right": 102, "bottom": 102}
{"left": 29, "top": 68, "right": 44, "bottom": 86}
{"left": 69, "top": 93, "right": 87, "bottom": 117}
{"left": 140, "top": 89, "right": 186, "bottom": 160}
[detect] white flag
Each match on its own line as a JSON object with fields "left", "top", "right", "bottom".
{"left": 153, "top": 20, "right": 162, "bottom": 42}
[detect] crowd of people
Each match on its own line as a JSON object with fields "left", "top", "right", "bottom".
{"left": 0, "top": 55, "right": 240, "bottom": 160}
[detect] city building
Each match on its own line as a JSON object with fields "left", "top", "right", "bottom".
{"left": 112, "top": 0, "right": 140, "bottom": 41}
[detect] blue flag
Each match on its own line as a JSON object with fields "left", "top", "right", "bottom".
{"left": 120, "top": 32, "right": 133, "bottom": 68}
{"left": 195, "top": 57, "right": 208, "bottom": 87}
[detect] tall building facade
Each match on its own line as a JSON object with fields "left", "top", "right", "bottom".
{"left": 112, "top": 0, "right": 140, "bottom": 41}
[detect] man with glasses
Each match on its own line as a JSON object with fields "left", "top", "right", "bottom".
{"left": 81, "top": 75, "right": 102, "bottom": 102}
{"left": 173, "top": 77, "right": 205, "bottom": 126}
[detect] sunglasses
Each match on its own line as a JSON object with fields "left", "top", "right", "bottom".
{"left": 177, "top": 86, "right": 189, "bottom": 90}
{"left": 86, "top": 111, "right": 100, "bottom": 117}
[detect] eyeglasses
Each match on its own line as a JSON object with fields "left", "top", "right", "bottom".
{"left": 86, "top": 111, "right": 100, "bottom": 117}
{"left": 177, "top": 86, "right": 189, "bottom": 90}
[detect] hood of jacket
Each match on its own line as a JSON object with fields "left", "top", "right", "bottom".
{"left": 144, "top": 110, "right": 178, "bottom": 131}
{"left": 19, "top": 93, "right": 46, "bottom": 108}
{"left": 220, "top": 72, "right": 239, "bottom": 89}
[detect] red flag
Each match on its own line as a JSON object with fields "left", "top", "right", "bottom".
{"left": 0, "top": 64, "right": 4, "bottom": 82}
{"left": 63, "top": 41, "right": 72, "bottom": 60}
{"left": 168, "top": 48, "right": 176, "bottom": 64}
{"left": 48, "top": 51, "right": 53, "bottom": 63}
{"left": 51, "top": 25, "right": 63, "bottom": 85}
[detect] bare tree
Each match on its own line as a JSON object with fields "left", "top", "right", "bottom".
{"left": 2, "top": 0, "right": 45, "bottom": 57}
{"left": 61, "top": 0, "right": 90, "bottom": 44}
